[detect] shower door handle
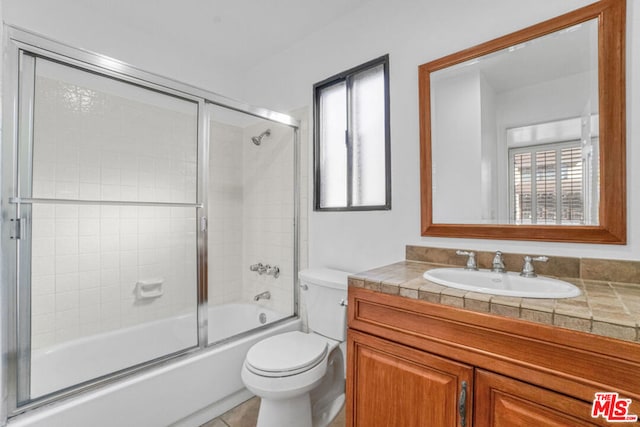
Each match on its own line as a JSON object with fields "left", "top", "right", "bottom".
{"left": 10, "top": 218, "right": 23, "bottom": 240}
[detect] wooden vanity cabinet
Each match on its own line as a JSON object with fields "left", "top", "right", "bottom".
{"left": 346, "top": 287, "right": 640, "bottom": 427}
{"left": 349, "top": 329, "right": 472, "bottom": 427}
{"left": 474, "top": 370, "right": 605, "bottom": 427}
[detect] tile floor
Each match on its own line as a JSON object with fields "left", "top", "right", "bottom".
{"left": 200, "top": 397, "right": 345, "bottom": 427}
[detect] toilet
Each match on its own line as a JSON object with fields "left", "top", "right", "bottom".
{"left": 241, "top": 268, "right": 351, "bottom": 427}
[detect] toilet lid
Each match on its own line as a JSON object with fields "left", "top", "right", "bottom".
{"left": 245, "top": 331, "right": 328, "bottom": 377}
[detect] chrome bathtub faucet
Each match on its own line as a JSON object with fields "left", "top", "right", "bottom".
{"left": 249, "top": 263, "right": 280, "bottom": 278}
{"left": 265, "top": 265, "right": 280, "bottom": 278}
{"left": 254, "top": 291, "right": 271, "bottom": 301}
{"left": 249, "top": 263, "right": 268, "bottom": 274}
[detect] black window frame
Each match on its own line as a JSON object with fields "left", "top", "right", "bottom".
{"left": 313, "top": 54, "right": 391, "bottom": 212}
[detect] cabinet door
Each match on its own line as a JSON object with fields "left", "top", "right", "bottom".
{"left": 474, "top": 370, "right": 608, "bottom": 427}
{"left": 348, "top": 330, "right": 473, "bottom": 427}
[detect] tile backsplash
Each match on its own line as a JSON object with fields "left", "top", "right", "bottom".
{"left": 406, "top": 245, "right": 640, "bottom": 284}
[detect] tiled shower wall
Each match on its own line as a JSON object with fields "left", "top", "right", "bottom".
{"left": 30, "top": 71, "right": 198, "bottom": 350}
{"left": 242, "top": 122, "right": 295, "bottom": 316}
{"left": 208, "top": 116, "right": 298, "bottom": 317}
{"left": 207, "top": 121, "right": 244, "bottom": 305}
{"left": 30, "top": 64, "right": 305, "bottom": 350}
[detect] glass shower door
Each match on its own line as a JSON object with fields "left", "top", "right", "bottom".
{"left": 15, "top": 55, "right": 201, "bottom": 402}
{"left": 206, "top": 103, "right": 296, "bottom": 344}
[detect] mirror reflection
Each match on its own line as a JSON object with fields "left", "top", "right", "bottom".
{"left": 430, "top": 18, "right": 598, "bottom": 225}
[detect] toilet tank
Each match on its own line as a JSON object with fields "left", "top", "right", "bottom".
{"left": 299, "top": 268, "right": 351, "bottom": 341}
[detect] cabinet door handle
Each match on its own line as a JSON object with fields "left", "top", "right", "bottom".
{"left": 458, "top": 380, "right": 467, "bottom": 427}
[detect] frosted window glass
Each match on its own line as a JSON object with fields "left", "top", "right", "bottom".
{"left": 314, "top": 56, "right": 389, "bottom": 210}
{"left": 352, "top": 65, "right": 386, "bottom": 206}
{"left": 318, "top": 82, "right": 347, "bottom": 208}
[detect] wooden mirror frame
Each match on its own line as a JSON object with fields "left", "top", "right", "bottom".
{"left": 419, "top": 0, "right": 626, "bottom": 244}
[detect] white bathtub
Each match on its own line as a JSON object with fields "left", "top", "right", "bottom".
{"left": 12, "top": 303, "right": 300, "bottom": 427}
{"left": 209, "top": 303, "right": 286, "bottom": 344}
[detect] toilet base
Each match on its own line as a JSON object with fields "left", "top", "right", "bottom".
{"left": 257, "top": 393, "right": 312, "bottom": 427}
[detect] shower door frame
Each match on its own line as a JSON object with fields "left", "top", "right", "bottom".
{"left": 1, "top": 26, "right": 300, "bottom": 420}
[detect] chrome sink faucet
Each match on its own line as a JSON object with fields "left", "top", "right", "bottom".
{"left": 456, "top": 250, "right": 478, "bottom": 271}
{"left": 491, "top": 251, "right": 506, "bottom": 273}
{"left": 520, "top": 255, "right": 549, "bottom": 278}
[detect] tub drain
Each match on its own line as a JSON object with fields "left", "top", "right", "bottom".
{"left": 259, "top": 312, "right": 267, "bottom": 324}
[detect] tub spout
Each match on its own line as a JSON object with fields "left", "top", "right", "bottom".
{"left": 254, "top": 291, "right": 271, "bottom": 301}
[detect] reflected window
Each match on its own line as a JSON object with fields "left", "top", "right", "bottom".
{"left": 313, "top": 55, "right": 390, "bottom": 211}
{"left": 509, "top": 116, "right": 598, "bottom": 225}
{"left": 511, "top": 143, "right": 583, "bottom": 224}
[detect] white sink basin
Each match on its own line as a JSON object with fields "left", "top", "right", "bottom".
{"left": 423, "top": 268, "right": 581, "bottom": 299}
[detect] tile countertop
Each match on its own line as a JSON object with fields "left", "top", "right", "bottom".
{"left": 348, "top": 260, "right": 640, "bottom": 343}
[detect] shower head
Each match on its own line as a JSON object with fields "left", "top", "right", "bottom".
{"left": 251, "top": 129, "right": 271, "bottom": 146}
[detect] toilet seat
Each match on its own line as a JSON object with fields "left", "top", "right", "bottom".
{"left": 245, "top": 331, "right": 328, "bottom": 377}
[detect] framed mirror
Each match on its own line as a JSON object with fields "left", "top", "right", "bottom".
{"left": 419, "top": 0, "right": 626, "bottom": 243}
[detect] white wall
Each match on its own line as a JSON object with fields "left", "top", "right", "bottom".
{"left": 480, "top": 73, "right": 498, "bottom": 222}
{"left": 243, "top": 0, "right": 640, "bottom": 272}
{"left": 2, "top": 0, "right": 244, "bottom": 101}
{"left": 431, "top": 71, "right": 483, "bottom": 223}
{"left": 497, "top": 71, "right": 596, "bottom": 131}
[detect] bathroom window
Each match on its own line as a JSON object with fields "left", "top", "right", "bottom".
{"left": 510, "top": 141, "right": 584, "bottom": 225}
{"left": 313, "top": 55, "right": 391, "bottom": 211}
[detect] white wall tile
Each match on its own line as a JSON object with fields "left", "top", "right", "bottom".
{"left": 56, "top": 292, "right": 79, "bottom": 311}
{"left": 78, "top": 270, "right": 100, "bottom": 290}
{"left": 78, "top": 253, "right": 100, "bottom": 272}
{"left": 32, "top": 238, "right": 55, "bottom": 258}
{"left": 79, "top": 236, "right": 100, "bottom": 254}
{"left": 55, "top": 237, "right": 78, "bottom": 256}
{"left": 32, "top": 313, "right": 55, "bottom": 335}
{"left": 55, "top": 255, "right": 79, "bottom": 274}
{"left": 26, "top": 76, "right": 240, "bottom": 351}
{"left": 79, "top": 183, "right": 101, "bottom": 199}
{"left": 56, "top": 273, "right": 79, "bottom": 292}
{"left": 55, "top": 219, "right": 78, "bottom": 238}
{"left": 31, "top": 294, "right": 54, "bottom": 316}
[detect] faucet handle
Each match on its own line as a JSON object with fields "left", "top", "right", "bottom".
{"left": 520, "top": 255, "right": 549, "bottom": 278}
{"left": 456, "top": 250, "right": 478, "bottom": 271}
{"left": 249, "top": 263, "right": 268, "bottom": 274}
{"left": 266, "top": 265, "right": 280, "bottom": 278}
